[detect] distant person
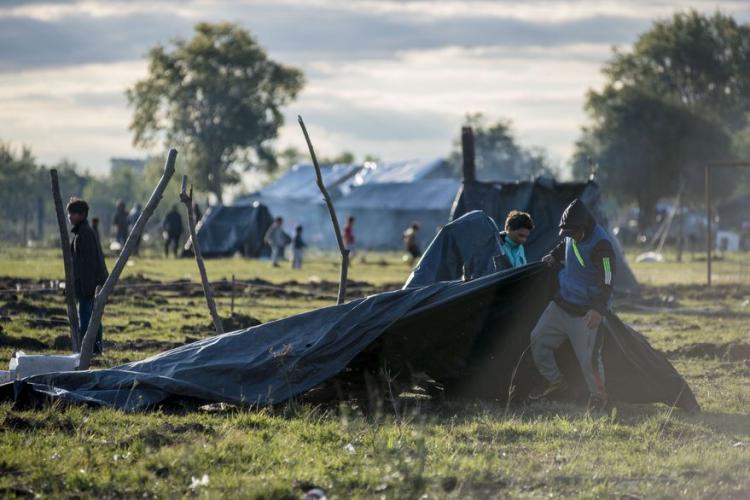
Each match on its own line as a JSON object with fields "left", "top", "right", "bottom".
{"left": 497, "top": 210, "right": 534, "bottom": 269}
{"left": 528, "top": 199, "right": 615, "bottom": 409}
{"left": 128, "top": 203, "right": 142, "bottom": 255}
{"left": 112, "top": 200, "right": 129, "bottom": 246}
{"left": 193, "top": 202, "right": 203, "bottom": 224}
{"left": 343, "top": 216, "right": 356, "bottom": 260}
{"left": 162, "top": 205, "right": 183, "bottom": 257}
{"left": 402, "top": 222, "right": 421, "bottom": 264}
{"left": 264, "top": 217, "right": 286, "bottom": 267}
{"left": 67, "top": 198, "right": 109, "bottom": 355}
{"left": 292, "top": 225, "right": 307, "bottom": 269}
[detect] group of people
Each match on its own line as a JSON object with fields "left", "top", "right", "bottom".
{"left": 67, "top": 191, "right": 615, "bottom": 406}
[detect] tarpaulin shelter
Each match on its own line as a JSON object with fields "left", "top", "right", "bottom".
{"left": 191, "top": 201, "right": 273, "bottom": 257}
{"left": 2, "top": 263, "right": 697, "bottom": 412}
{"left": 451, "top": 177, "right": 639, "bottom": 295}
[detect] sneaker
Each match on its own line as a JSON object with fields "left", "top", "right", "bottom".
{"left": 528, "top": 379, "right": 568, "bottom": 401}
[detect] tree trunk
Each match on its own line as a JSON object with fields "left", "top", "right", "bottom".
{"left": 637, "top": 197, "right": 657, "bottom": 234}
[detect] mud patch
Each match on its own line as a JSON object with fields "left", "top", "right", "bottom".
{"left": 0, "top": 297, "right": 66, "bottom": 317}
{"left": 668, "top": 342, "right": 750, "bottom": 361}
{"left": 0, "top": 334, "right": 47, "bottom": 350}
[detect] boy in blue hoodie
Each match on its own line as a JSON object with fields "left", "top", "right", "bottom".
{"left": 497, "top": 210, "right": 534, "bottom": 269}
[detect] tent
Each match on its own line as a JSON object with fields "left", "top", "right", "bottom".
{"left": 3, "top": 264, "right": 697, "bottom": 412}
{"left": 335, "top": 178, "right": 460, "bottom": 250}
{"left": 192, "top": 201, "right": 273, "bottom": 257}
{"left": 451, "top": 178, "right": 639, "bottom": 295}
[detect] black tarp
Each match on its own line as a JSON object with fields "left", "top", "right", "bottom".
{"left": 451, "top": 178, "right": 639, "bottom": 295}
{"left": 192, "top": 202, "right": 273, "bottom": 257}
{"left": 2, "top": 265, "right": 697, "bottom": 412}
{"left": 405, "top": 211, "right": 504, "bottom": 288}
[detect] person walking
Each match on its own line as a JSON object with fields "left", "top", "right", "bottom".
{"left": 528, "top": 199, "right": 615, "bottom": 408}
{"left": 67, "top": 198, "right": 109, "bottom": 354}
{"left": 111, "top": 200, "right": 129, "bottom": 246}
{"left": 162, "top": 205, "right": 183, "bottom": 257}
{"left": 402, "top": 222, "right": 421, "bottom": 265}
{"left": 264, "top": 217, "right": 286, "bottom": 267}
{"left": 497, "top": 210, "right": 534, "bottom": 269}
{"left": 291, "top": 225, "right": 307, "bottom": 269}
{"left": 343, "top": 216, "right": 356, "bottom": 261}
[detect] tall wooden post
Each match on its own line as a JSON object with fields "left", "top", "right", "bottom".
{"left": 461, "top": 126, "right": 476, "bottom": 182}
{"left": 50, "top": 169, "right": 80, "bottom": 351}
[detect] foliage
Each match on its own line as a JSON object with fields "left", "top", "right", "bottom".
{"left": 450, "top": 113, "right": 556, "bottom": 181}
{"left": 127, "top": 22, "right": 305, "bottom": 202}
{"left": 575, "top": 11, "right": 750, "bottom": 229}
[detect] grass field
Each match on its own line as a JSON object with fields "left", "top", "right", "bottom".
{"left": 0, "top": 245, "right": 749, "bottom": 498}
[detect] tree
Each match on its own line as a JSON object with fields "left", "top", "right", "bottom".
{"left": 450, "top": 113, "right": 555, "bottom": 181}
{"left": 127, "top": 22, "right": 305, "bottom": 202}
{"left": 575, "top": 11, "right": 749, "bottom": 230}
{"left": 573, "top": 87, "right": 731, "bottom": 230}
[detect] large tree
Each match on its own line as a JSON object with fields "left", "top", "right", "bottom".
{"left": 450, "top": 113, "right": 555, "bottom": 181}
{"left": 575, "top": 11, "right": 750, "bottom": 229}
{"left": 127, "top": 22, "right": 304, "bottom": 202}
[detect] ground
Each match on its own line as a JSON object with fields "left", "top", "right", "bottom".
{"left": 0, "top": 246, "right": 748, "bottom": 498}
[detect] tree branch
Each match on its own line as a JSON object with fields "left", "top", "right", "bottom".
{"left": 298, "top": 115, "right": 349, "bottom": 305}
{"left": 78, "top": 149, "right": 178, "bottom": 370}
{"left": 49, "top": 169, "right": 81, "bottom": 352}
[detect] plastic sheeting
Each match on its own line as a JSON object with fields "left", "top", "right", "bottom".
{"left": 193, "top": 202, "right": 273, "bottom": 257}
{"left": 451, "top": 178, "right": 639, "bottom": 295}
{"left": 405, "top": 211, "right": 504, "bottom": 288}
{"left": 2, "top": 264, "right": 697, "bottom": 412}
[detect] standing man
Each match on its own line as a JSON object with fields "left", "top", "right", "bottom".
{"left": 291, "top": 225, "right": 307, "bottom": 269}
{"left": 112, "top": 200, "right": 129, "bottom": 246}
{"left": 162, "top": 204, "right": 183, "bottom": 257}
{"left": 67, "top": 198, "right": 109, "bottom": 354}
{"left": 264, "top": 217, "right": 286, "bottom": 267}
{"left": 402, "top": 222, "right": 421, "bottom": 265}
{"left": 343, "top": 216, "right": 356, "bottom": 262}
{"left": 497, "top": 210, "right": 534, "bottom": 269}
{"left": 529, "top": 199, "right": 615, "bottom": 408}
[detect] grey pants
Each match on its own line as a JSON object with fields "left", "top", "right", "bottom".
{"left": 530, "top": 301, "right": 606, "bottom": 397}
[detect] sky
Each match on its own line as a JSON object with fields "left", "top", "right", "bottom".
{"left": 1, "top": 0, "right": 749, "bottom": 178}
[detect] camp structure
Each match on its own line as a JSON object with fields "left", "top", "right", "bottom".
{"left": 451, "top": 176, "right": 640, "bottom": 295}
{"left": 2, "top": 262, "right": 697, "bottom": 412}
{"left": 242, "top": 158, "right": 458, "bottom": 250}
{"left": 190, "top": 201, "right": 274, "bottom": 257}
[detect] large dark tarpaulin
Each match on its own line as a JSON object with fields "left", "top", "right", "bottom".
{"left": 193, "top": 202, "right": 273, "bottom": 257}
{"left": 451, "top": 178, "right": 639, "bottom": 295}
{"left": 2, "top": 265, "right": 697, "bottom": 412}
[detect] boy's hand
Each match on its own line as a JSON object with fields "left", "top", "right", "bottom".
{"left": 541, "top": 255, "right": 557, "bottom": 267}
{"left": 584, "top": 309, "right": 603, "bottom": 330}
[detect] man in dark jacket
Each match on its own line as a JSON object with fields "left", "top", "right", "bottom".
{"left": 112, "top": 199, "right": 129, "bottom": 246}
{"left": 528, "top": 199, "right": 615, "bottom": 407}
{"left": 162, "top": 205, "right": 183, "bottom": 258}
{"left": 67, "top": 198, "right": 109, "bottom": 354}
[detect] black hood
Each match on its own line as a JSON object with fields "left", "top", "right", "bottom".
{"left": 558, "top": 199, "right": 595, "bottom": 238}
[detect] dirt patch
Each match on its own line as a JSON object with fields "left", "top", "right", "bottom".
{"left": 0, "top": 334, "right": 48, "bottom": 350}
{"left": 52, "top": 335, "right": 72, "bottom": 350}
{"left": 0, "top": 297, "right": 66, "bottom": 317}
{"left": 180, "top": 313, "right": 262, "bottom": 335}
{"left": 668, "top": 342, "right": 750, "bottom": 361}
{"left": 25, "top": 317, "right": 69, "bottom": 329}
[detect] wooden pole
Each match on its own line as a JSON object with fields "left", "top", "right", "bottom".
{"left": 231, "top": 274, "right": 235, "bottom": 319}
{"left": 461, "top": 126, "right": 476, "bottom": 182}
{"left": 180, "top": 175, "right": 224, "bottom": 336}
{"left": 78, "top": 149, "right": 178, "bottom": 370}
{"left": 298, "top": 115, "right": 350, "bottom": 305}
{"left": 49, "top": 169, "right": 81, "bottom": 352}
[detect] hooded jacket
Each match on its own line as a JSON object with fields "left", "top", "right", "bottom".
{"left": 545, "top": 199, "right": 615, "bottom": 315}
{"left": 71, "top": 219, "right": 109, "bottom": 300}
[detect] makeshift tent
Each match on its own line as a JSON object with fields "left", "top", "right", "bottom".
{"left": 191, "top": 201, "right": 273, "bottom": 257}
{"left": 451, "top": 178, "right": 639, "bottom": 295}
{"left": 3, "top": 264, "right": 697, "bottom": 412}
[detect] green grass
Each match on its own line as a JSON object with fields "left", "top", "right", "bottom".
{"left": 1, "top": 246, "right": 749, "bottom": 498}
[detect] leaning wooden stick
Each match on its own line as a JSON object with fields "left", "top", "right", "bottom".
{"left": 78, "top": 149, "right": 178, "bottom": 370}
{"left": 180, "top": 175, "right": 224, "bottom": 335}
{"left": 49, "top": 169, "right": 81, "bottom": 352}
{"left": 298, "top": 115, "right": 349, "bottom": 305}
